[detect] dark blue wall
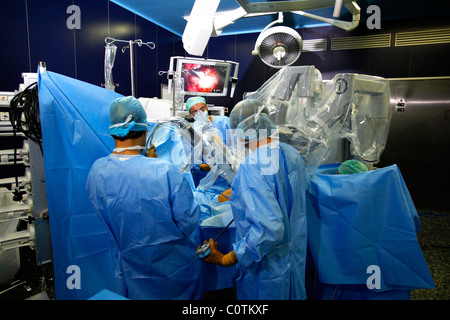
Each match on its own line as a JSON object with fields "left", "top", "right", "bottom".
{"left": 1, "top": 1, "right": 450, "bottom": 110}
{"left": 0, "top": 0, "right": 182, "bottom": 99}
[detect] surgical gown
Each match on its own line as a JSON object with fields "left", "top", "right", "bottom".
{"left": 86, "top": 154, "right": 202, "bottom": 300}
{"left": 230, "top": 142, "right": 308, "bottom": 300}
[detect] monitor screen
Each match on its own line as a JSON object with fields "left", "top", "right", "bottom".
{"left": 177, "top": 58, "right": 231, "bottom": 97}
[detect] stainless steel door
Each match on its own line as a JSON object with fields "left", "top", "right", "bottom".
{"left": 379, "top": 77, "right": 450, "bottom": 210}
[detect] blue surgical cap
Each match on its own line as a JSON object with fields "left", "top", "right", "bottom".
{"left": 109, "top": 96, "right": 148, "bottom": 137}
{"left": 185, "top": 97, "right": 206, "bottom": 113}
{"left": 229, "top": 99, "right": 276, "bottom": 142}
{"left": 338, "top": 159, "right": 369, "bottom": 174}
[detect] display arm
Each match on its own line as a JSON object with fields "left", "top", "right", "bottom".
{"left": 229, "top": 61, "right": 240, "bottom": 98}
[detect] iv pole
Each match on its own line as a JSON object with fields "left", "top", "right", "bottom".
{"left": 105, "top": 37, "right": 155, "bottom": 97}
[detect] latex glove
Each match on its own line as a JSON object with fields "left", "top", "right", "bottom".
{"left": 146, "top": 145, "right": 158, "bottom": 158}
{"left": 218, "top": 188, "right": 232, "bottom": 203}
{"left": 199, "top": 239, "right": 237, "bottom": 267}
{"left": 199, "top": 164, "right": 211, "bottom": 171}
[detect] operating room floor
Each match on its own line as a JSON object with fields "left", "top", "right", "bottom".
{"left": 410, "top": 207, "right": 450, "bottom": 300}
{"left": 0, "top": 208, "right": 448, "bottom": 300}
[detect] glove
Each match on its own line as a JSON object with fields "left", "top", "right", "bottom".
{"left": 199, "top": 239, "right": 237, "bottom": 267}
{"left": 218, "top": 188, "right": 232, "bottom": 203}
{"left": 222, "top": 250, "right": 238, "bottom": 267}
{"left": 146, "top": 145, "right": 158, "bottom": 158}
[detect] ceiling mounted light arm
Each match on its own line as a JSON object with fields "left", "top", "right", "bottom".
{"left": 333, "top": 0, "right": 344, "bottom": 17}
{"left": 185, "top": 7, "right": 277, "bottom": 37}
{"left": 211, "top": 7, "right": 247, "bottom": 37}
{"left": 343, "top": 0, "right": 360, "bottom": 15}
{"left": 292, "top": 1, "right": 360, "bottom": 31}
{"left": 261, "top": 12, "right": 284, "bottom": 36}
{"left": 236, "top": 0, "right": 347, "bottom": 14}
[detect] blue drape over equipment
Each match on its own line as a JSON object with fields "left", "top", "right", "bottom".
{"left": 38, "top": 70, "right": 126, "bottom": 299}
{"left": 306, "top": 164, "right": 435, "bottom": 298}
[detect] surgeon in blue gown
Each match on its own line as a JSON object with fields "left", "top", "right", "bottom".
{"left": 86, "top": 96, "right": 202, "bottom": 300}
{"left": 186, "top": 96, "right": 234, "bottom": 188}
{"left": 186, "top": 96, "right": 232, "bottom": 147}
{"left": 201, "top": 99, "right": 309, "bottom": 300}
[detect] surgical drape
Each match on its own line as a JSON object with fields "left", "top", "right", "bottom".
{"left": 306, "top": 163, "right": 434, "bottom": 298}
{"left": 38, "top": 70, "right": 125, "bottom": 299}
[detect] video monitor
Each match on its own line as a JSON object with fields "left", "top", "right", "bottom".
{"left": 176, "top": 58, "right": 231, "bottom": 97}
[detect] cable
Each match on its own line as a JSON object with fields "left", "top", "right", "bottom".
{"left": 8, "top": 81, "right": 42, "bottom": 199}
{"left": 9, "top": 81, "right": 42, "bottom": 154}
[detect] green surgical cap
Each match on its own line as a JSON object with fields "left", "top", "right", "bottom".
{"left": 109, "top": 96, "right": 148, "bottom": 137}
{"left": 338, "top": 159, "right": 369, "bottom": 174}
{"left": 185, "top": 97, "right": 206, "bottom": 113}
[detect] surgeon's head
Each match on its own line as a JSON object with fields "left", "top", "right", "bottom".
{"left": 109, "top": 96, "right": 148, "bottom": 142}
{"left": 230, "top": 99, "right": 276, "bottom": 150}
{"left": 186, "top": 96, "right": 208, "bottom": 119}
{"left": 338, "top": 159, "right": 369, "bottom": 174}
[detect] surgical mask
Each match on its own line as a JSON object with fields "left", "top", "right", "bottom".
{"left": 113, "top": 145, "right": 146, "bottom": 154}
{"left": 193, "top": 110, "right": 210, "bottom": 123}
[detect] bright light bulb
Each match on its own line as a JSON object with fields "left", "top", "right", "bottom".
{"left": 273, "top": 46, "right": 286, "bottom": 61}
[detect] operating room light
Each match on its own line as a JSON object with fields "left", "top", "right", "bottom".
{"left": 273, "top": 45, "right": 287, "bottom": 61}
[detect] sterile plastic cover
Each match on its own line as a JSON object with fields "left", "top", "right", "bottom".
{"left": 146, "top": 118, "right": 195, "bottom": 173}
{"left": 319, "top": 73, "right": 392, "bottom": 165}
{"left": 244, "top": 66, "right": 392, "bottom": 172}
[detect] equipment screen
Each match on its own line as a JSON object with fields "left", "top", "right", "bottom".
{"left": 178, "top": 59, "right": 231, "bottom": 97}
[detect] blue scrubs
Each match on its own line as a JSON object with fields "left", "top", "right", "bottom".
{"left": 86, "top": 154, "right": 202, "bottom": 300}
{"left": 230, "top": 142, "right": 309, "bottom": 300}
